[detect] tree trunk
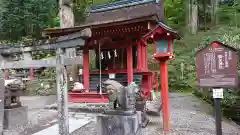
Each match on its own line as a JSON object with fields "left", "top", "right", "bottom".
{"left": 187, "top": 0, "right": 192, "bottom": 32}
{"left": 211, "top": 0, "right": 219, "bottom": 26}
{"left": 191, "top": 4, "right": 198, "bottom": 34}
{"left": 203, "top": 0, "right": 207, "bottom": 31}
{"left": 187, "top": 0, "right": 198, "bottom": 34}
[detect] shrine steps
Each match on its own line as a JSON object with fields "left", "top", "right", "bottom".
{"left": 68, "top": 92, "right": 109, "bottom": 103}
{"left": 89, "top": 73, "right": 143, "bottom": 91}
{"left": 69, "top": 73, "right": 143, "bottom": 103}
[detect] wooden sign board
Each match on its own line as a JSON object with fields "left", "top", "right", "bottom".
{"left": 196, "top": 41, "right": 238, "bottom": 88}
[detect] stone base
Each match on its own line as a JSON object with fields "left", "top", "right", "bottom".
{"left": 104, "top": 109, "right": 135, "bottom": 115}
{"left": 4, "top": 106, "right": 28, "bottom": 129}
{"left": 97, "top": 111, "right": 142, "bottom": 135}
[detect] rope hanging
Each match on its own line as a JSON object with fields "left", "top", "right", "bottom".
{"left": 98, "top": 43, "right": 102, "bottom": 95}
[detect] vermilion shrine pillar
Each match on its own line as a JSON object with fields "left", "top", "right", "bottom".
{"left": 149, "top": 28, "right": 177, "bottom": 133}
{"left": 83, "top": 45, "right": 90, "bottom": 89}
{"left": 152, "top": 39, "right": 174, "bottom": 133}
{"left": 143, "top": 45, "right": 148, "bottom": 70}
{"left": 160, "top": 59, "right": 170, "bottom": 133}
{"left": 30, "top": 68, "right": 34, "bottom": 81}
{"left": 127, "top": 45, "right": 133, "bottom": 84}
{"left": 137, "top": 43, "right": 142, "bottom": 70}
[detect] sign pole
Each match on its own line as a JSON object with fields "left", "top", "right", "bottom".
{"left": 196, "top": 42, "right": 238, "bottom": 135}
{"left": 213, "top": 88, "right": 223, "bottom": 135}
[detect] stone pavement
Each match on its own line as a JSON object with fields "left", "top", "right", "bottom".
{"left": 45, "top": 102, "right": 109, "bottom": 113}
{"left": 20, "top": 95, "right": 57, "bottom": 110}
{"left": 71, "top": 93, "right": 240, "bottom": 135}
{"left": 32, "top": 112, "right": 96, "bottom": 135}
{"left": 3, "top": 96, "right": 97, "bottom": 135}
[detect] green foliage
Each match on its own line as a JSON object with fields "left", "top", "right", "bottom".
{"left": 218, "top": 2, "right": 240, "bottom": 27}
{"left": 165, "top": 0, "right": 185, "bottom": 29}
{"left": 169, "top": 26, "right": 240, "bottom": 122}
{"left": 0, "top": 0, "right": 58, "bottom": 41}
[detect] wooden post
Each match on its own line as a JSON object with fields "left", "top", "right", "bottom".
{"left": 57, "top": 0, "right": 74, "bottom": 133}
{"left": 144, "top": 45, "right": 148, "bottom": 71}
{"left": 155, "top": 72, "right": 159, "bottom": 92}
{"left": 160, "top": 60, "right": 170, "bottom": 133}
{"left": 137, "top": 42, "right": 142, "bottom": 70}
{"left": 56, "top": 48, "right": 69, "bottom": 135}
{"left": 23, "top": 53, "right": 34, "bottom": 81}
{"left": 127, "top": 45, "right": 133, "bottom": 84}
{"left": 141, "top": 44, "right": 148, "bottom": 71}
{"left": 59, "top": 0, "right": 78, "bottom": 84}
{"left": 83, "top": 45, "right": 90, "bottom": 89}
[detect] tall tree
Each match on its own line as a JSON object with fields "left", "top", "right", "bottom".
{"left": 211, "top": 0, "right": 219, "bottom": 25}
{"left": 187, "top": 0, "right": 198, "bottom": 34}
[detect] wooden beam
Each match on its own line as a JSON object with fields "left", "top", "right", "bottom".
{"left": 0, "top": 30, "right": 91, "bottom": 54}
{"left": 0, "top": 38, "right": 84, "bottom": 54}
{"left": 0, "top": 56, "right": 83, "bottom": 69}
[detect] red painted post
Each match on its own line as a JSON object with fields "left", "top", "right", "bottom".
{"left": 137, "top": 43, "right": 142, "bottom": 70}
{"left": 127, "top": 45, "right": 133, "bottom": 84}
{"left": 30, "top": 68, "right": 34, "bottom": 81}
{"left": 160, "top": 60, "right": 170, "bottom": 133}
{"left": 155, "top": 72, "right": 159, "bottom": 92}
{"left": 167, "top": 40, "right": 171, "bottom": 52}
{"left": 83, "top": 46, "right": 90, "bottom": 89}
{"left": 4, "top": 70, "right": 9, "bottom": 80}
{"left": 141, "top": 44, "right": 145, "bottom": 70}
{"left": 142, "top": 45, "right": 147, "bottom": 70}
{"left": 144, "top": 45, "right": 148, "bottom": 70}
{"left": 153, "top": 41, "right": 157, "bottom": 53}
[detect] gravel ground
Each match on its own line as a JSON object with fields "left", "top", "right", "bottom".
{"left": 71, "top": 93, "right": 240, "bottom": 135}
{"left": 3, "top": 96, "right": 58, "bottom": 135}
{"left": 3, "top": 109, "right": 57, "bottom": 135}
{"left": 4, "top": 94, "right": 240, "bottom": 135}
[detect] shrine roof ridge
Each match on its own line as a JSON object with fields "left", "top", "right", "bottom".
{"left": 89, "top": 0, "right": 157, "bottom": 13}
{"left": 142, "top": 22, "right": 181, "bottom": 40}
{"left": 196, "top": 41, "right": 239, "bottom": 54}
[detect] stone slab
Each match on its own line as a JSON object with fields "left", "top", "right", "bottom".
{"left": 104, "top": 109, "right": 135, "bottom": 115}
{"left": 0, "top": 78, "right": 5, "bottom": 134}
{"left": 44, "top": 102, "right": 107, "bottom": 113}
{"left": 32, "top": 117, "right": 91, "bottom": 135}
{"left": 4, "top": 106, "right": 28, "bottom": 129}
{"left": 97, "top": 111, "right": 142, "bottom": 135}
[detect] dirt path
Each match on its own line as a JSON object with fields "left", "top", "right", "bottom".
{"left": 72, "top": 93, "right": 240, "bottom": 135}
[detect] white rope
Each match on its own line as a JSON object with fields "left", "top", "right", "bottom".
{"left": 98, "top": 43, "right": 102, "bottom": 95}
{"left": 108, "top": 51, "right": 111, "bottom": 59}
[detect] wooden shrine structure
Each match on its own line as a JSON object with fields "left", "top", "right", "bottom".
{"left": 0, "top": 31, "right": 91, "bottom": 134}
{"left": 43, "top": 0, "right": 180, "bottom": 103}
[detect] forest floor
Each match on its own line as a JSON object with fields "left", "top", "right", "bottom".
{"left": 3, "top": 93, "right": 240, "bottom": 135}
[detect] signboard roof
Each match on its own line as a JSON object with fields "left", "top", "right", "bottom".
{"left": 196, "top": 41, "right": 239, "bottom": 88}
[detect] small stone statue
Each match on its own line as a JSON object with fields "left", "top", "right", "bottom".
{"left": 102, "top": 80, "right": 139, "bottom": 111}
{"left": 102, "top": 80, "right": 150, "bottom": 126}
{"left": 4, "top": 79, "right": 26, "bottom": 109}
